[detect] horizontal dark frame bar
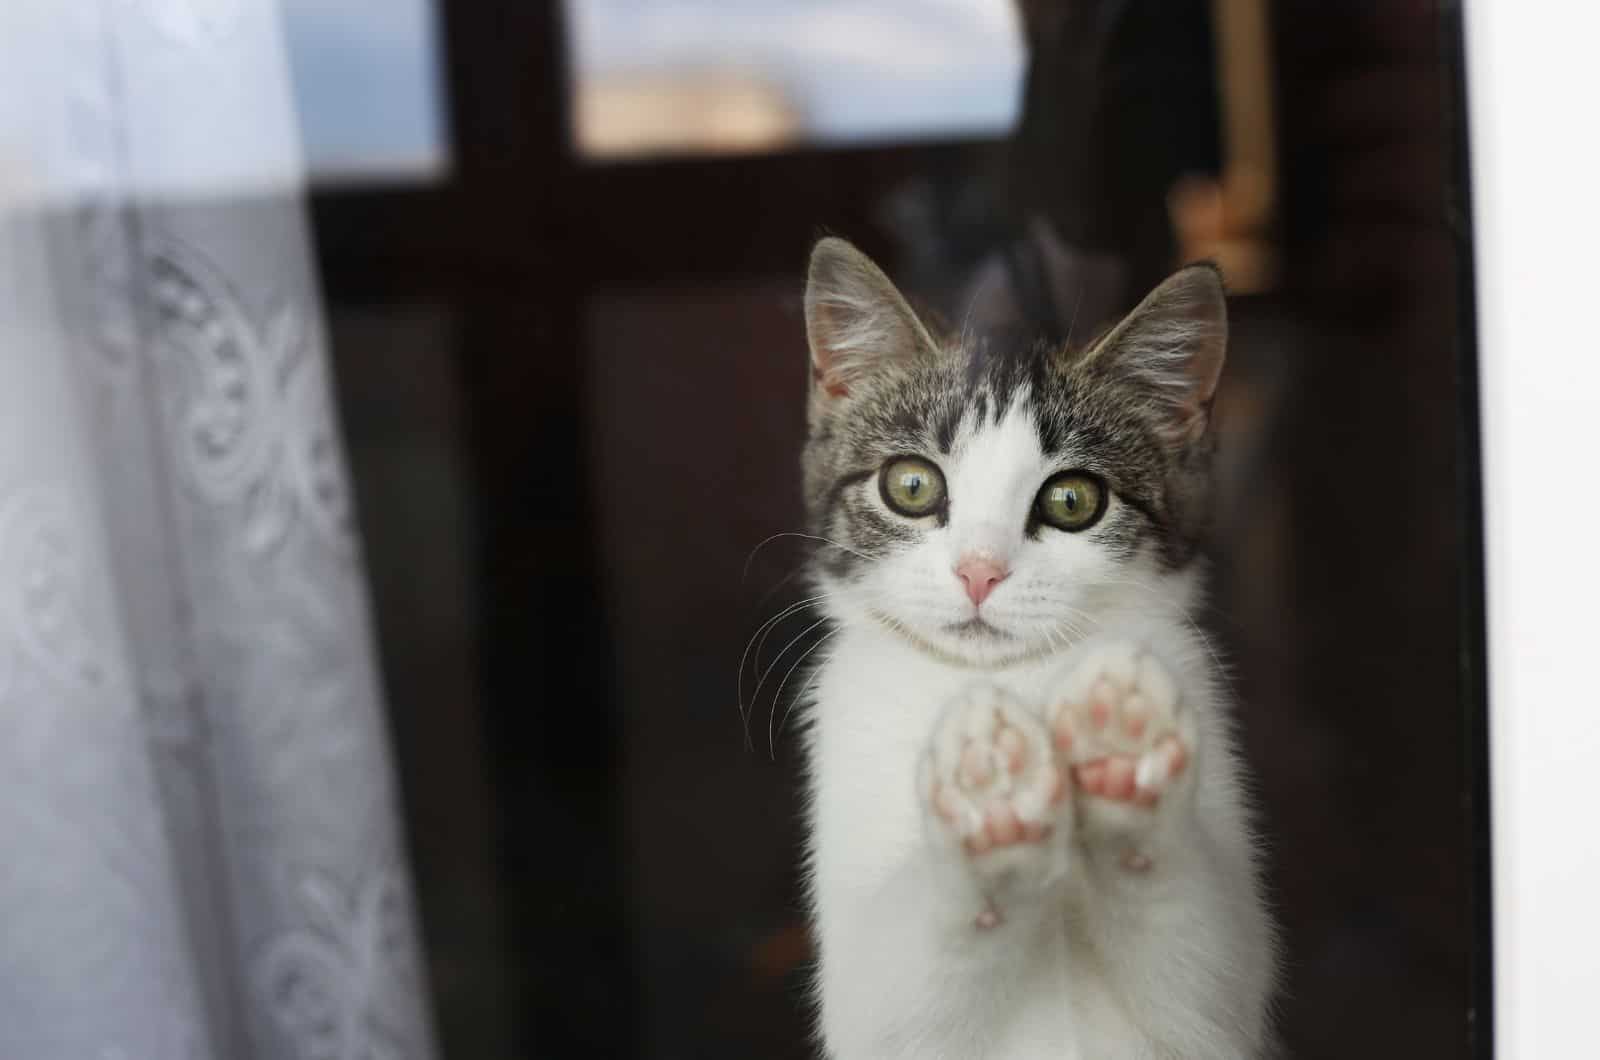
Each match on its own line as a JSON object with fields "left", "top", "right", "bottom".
{"left": 309, "top": 139, "right": 1002, "bottom": 302}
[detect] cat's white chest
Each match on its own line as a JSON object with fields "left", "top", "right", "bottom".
{"left": 804, "top": 628, "right": 1126, "bottom": 1055}
{"left": 807, "top": 627, "right": 1046, "bottom": 888}
{"left": 803, "top": 619, "right": 1269, "bottom": 1059}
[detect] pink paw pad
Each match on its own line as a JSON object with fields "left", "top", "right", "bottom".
{"left": 1050, "top": 643, "right": 1191, "bottom": 809}
{"left": 923, "top": 689, "right": 1068, "bottom": 857}
{"left": 1119, "top": 850, "right": 1153, "bottom": 873}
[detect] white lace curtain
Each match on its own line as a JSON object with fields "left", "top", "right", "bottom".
{"left": 0, "top": 2, "right": 438, "bottom": 1057}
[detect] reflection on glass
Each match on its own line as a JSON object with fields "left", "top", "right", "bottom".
{"left": 567, "top": 0, "right": 1025, "bottom": 157}
{"left": 280, "top": 0, "right": 450, "bottom": 181}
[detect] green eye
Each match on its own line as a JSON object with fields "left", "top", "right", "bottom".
{"left": 1035, "top": 471, "right": 1107, "bottom": 531}
{"left": 880, "top": 457, "right": 946, "bottom": 517}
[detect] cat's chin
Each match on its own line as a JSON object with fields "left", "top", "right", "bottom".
{"left": 943, "top": 616, "right": 1011, "bottom": 639}
{"left": 868, "top": 608, "right": 1063, "bottom": 670}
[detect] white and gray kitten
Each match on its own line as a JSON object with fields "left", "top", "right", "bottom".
{"left": 797, "top": 238, "right": 1278, "bottom": 1058}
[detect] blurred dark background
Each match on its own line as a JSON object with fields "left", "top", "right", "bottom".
{"left": 306, "top": 0, "right": 1487, "bottom": 1055}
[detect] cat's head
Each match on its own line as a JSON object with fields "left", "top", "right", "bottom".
{"left": 800, "top": 237, "right": 1225, "bottom": 667}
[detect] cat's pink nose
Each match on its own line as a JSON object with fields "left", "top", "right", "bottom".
{"left": 956, "top": 556, "right": 1009, "bottom": 607}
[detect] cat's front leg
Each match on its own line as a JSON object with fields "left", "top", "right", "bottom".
{"left": 813, "top": 683, "right": 1077, "bottom": 1059}
{"left": 1034, "top": 638, "right": 1274, "bottom": 1055}
{"left": 1046, "top": 638, "right": 1197, "bottom": 875}
{"left": 919, "top": 683, "right": 1076, "bottom": 927}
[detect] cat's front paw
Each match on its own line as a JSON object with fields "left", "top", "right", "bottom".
{"left": 920, "top": 685, "right": 1071, "bottom": 922}
{"left": 1048, "top": 641, "right": 1194, "bottom": 864}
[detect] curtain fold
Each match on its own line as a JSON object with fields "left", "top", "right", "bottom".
{"left": 0, "top": 2, "right": 440, "bottom": 1058}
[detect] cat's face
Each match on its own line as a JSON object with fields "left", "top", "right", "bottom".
{"left": 800, "top": 238, "right": 1225, "bottom": 667}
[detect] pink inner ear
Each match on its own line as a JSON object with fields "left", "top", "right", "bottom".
{"left": 813, "top": 362, "right": 849, "bottom": 398}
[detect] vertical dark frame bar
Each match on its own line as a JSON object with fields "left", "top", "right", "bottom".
{"left": 1438, "top": 0, "right": 1494, "bottom": 1054}
{"left": 429, "top": 0, "right": 636, "bottom": 1053}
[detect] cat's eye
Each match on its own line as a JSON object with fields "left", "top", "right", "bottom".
{"left": 879, "top": 457, "right": 946, "bottom": 518}
{"left": 1035, "top": 471, "right": 1107, "bottom": 532}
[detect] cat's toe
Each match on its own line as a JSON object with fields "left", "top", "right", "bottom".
{"left": 1050, "top": 641, "right": 1193, "bottom": 810}
{"left": 921, "top": 685, "right": 1070, "bottom": 860}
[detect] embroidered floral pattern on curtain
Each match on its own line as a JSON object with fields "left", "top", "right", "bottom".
{"left": 0, "top": 1, "right": 438, "bottom": 1057}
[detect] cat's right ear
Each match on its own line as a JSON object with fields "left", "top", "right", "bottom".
{"left": 804, "top": 237, "right": 937, "bottom": 402}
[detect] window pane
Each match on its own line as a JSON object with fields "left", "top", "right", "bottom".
{"left": 567, "top": 0, "right": 1025, "bottom": 158}
{"left": 280, "top": 0, "right": 450, "bottom": 181}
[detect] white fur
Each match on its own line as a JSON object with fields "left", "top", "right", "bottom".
{"left": 802, "top": 403, "right": 1277, "bottom": 1059}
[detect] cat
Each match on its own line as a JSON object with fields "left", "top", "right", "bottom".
{"left": 797, "top": 237, "right": 1278, "bottom": 1058}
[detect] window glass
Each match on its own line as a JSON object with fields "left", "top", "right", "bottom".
{"left": 567, "top": 0, "right": 1025, "bottom": 157}
{"left": 280, "top": 0, "right": 450, "bottom": 180}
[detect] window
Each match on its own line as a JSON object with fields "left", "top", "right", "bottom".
{"left": 280, "top": 0, "right": 450, "bottom": 180}
{"left": 567, "top": 0, "right": 1025, "bottom": 157}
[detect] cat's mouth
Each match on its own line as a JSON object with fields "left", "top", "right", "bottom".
{"left": 944, "top": 617, "right": 1014, "bottom": 640}
{"left": 865, "top": 607, "right": 1060, "bottom": 670}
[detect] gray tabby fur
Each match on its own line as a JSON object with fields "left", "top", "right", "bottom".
{"left": 801, "top": 237, "right": 1226, "bottom": 583}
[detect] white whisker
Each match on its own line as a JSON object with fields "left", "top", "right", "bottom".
{"left": 742, "top": 531, "right": 871, "bottom": 583}
{"left": 1082, "top": 575, "right": 1236, "bottom": 694}
{"left": 771, "top": 630, "right": 838, "bottom": 757}
{"left": 790, "top": 647, "right": 837, "bottom": 728}
{"left": 751, "top": 615, "right": 833, "bottom": 721}
{"left": 738, "top": 593, "right": 833, "bottom": 746}
{"left": 753, "top": 595, "right": 830, "bottom": 678}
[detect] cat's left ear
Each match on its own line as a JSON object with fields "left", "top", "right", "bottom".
{"left": 1082, "top": 263, "right": 1227, "bottom": 446}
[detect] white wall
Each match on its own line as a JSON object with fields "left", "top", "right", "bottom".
{"left": 1464, "top": 2, "right": 1600, "bottom": 1054}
